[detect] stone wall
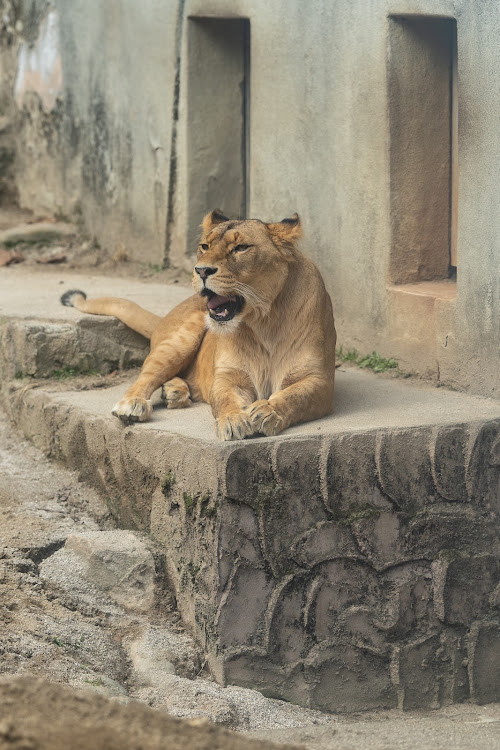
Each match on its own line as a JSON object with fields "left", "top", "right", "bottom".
{"left": 4, "top": 381, "right": 499, "bottom": 713}
{"left": 156, "top": 426, "right": 500, "bottom": 712}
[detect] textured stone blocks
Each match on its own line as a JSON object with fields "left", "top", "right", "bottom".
{"left": 207, "top": 424, "right": 500, "bottom": 712}
{"left": 0, "top": 316, "right": 148, "bottom": 379}
{"left": 468, "top": 622, "right": 500, "bottom": 704}
{"left": 305, "top": 643, "right": 396, "bottom": 712}
{"left": 433, "top": 555, "right": 500, "bottom": 626}
{"left": 3, "top": 382, "right": 500, "bottom": 713}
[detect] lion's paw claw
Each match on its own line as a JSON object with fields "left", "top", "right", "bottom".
{"left": 112, "top": 397, "right": 153, "bottom": 424}
{"left": 216, "top": 412, "right": 253, "bottom": 441}
{"left": 244, "top": 400, "right": 285, "bottom": 437}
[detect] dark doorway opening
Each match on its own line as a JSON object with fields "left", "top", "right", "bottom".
{"left": 187, "top": 17, "right": 250, "bottom": 253}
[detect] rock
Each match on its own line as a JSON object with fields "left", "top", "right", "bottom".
{"left": 304, "top": 642, "right": 397, "bottom": 713}
{"left": 40, "top": 530, "right": 156, "bottom": 615}
{"left": 0, "top": 248, "right": 24, "bottom": 266}
{"left": 64, "top": 530, "right": 156, "bottom": 613}
{"left": 125, "top": 624, "right": 199, "bottom": 687}
{"left": 0, "top": 221, "right": 76, "bottom": 246}
{"left": 396, "top": 635, "right": 442, "bottom": 710}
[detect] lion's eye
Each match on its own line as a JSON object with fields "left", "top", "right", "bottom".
{"left": 199, "top": 243, "right": 209, "bottom": 252}
{"left": 232, "top": 244, "right": 251, "bottom": 253}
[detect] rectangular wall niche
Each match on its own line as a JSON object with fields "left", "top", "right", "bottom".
{"left": 388, "top": 17, "right": 457, "bottom": 284}
{"left": 187, "top": 17, "right": 250, "bottom": 254}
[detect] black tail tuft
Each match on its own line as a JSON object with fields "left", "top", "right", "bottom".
{"left": 60, "top": 289, "right": 87, "bottom": 307}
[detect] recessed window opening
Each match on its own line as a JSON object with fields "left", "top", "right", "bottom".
{"left": 187, "top": 17, "right": 250, "bottom": 254}
{"left": 388, "top": 17, "right": 458, "bottom": 284}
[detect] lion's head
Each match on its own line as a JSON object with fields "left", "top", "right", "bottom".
{"left": 192, "top": 209, "right": 302, "bottom": 329}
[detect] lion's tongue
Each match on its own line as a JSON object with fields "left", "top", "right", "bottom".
{"left": 207, "top": 294, "right": 234, "bottom": 310}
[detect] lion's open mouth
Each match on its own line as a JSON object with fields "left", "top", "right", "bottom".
{"left": 201, "top": 290, "right": 244, "bottom": 322}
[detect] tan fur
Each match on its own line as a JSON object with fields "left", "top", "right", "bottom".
{"left": 65, "top": 211, "right": 336, "bottom": 440}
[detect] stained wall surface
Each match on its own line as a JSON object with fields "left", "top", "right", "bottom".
{"left": 1, "top": 0, "right": 498, "bottom": 397}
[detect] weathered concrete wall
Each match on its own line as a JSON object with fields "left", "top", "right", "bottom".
{"left": 0, "top": 1, "right": 23, "bottom": 203}
{"left": 1, "top": 0, "right": 499, "bottom": 395}
{"left": 438, "top": 0, "right": 500, "bottom": 399}
{"left": 1, "top": 0, "right": 179, "bottom": 261}
{"left": 0, "top": 1, "right": 79, "bottom": 214}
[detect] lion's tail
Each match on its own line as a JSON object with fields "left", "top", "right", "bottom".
{"left": 60, "top": 289, "right": 161, "bottom": 340}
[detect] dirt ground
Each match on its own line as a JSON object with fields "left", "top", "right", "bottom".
{"left": 0, "top": 407, "right": 334, "bottom": 739}
{"left": 0, "top": 676, "right": 301, "bottom": 750}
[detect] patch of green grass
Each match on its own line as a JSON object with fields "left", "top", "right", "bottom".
{"left": 336, "top": 346, "right": 399, "bottom": 374}
{"left": 181, "top": 490, "right": 218, "bottom": 519}
{"left": 336, "top": 345, "right": 359, "bottom": 363}
{"left": 161, "top": 471, "right": 176, "bottom": 496}
{"left": 52, "top": 634, "right": 86, "bottom": 650}
{"left": 202, "top": 498, "right": 219, "bottom": 519}
{"left": 3, "top": 237, "right": 42, "bottom": 248}
{"left": 83, "top": 677, "right": 105, "bottom": 687}
{"left": 48, "top": 366, "right": 99, "bottom": 380}
{"left": 14, "top": 366, "right": 98, "bottom": 379}
{"left": 357, "top": 351, "right": 398, "bottom": 373}
{"left": 148, "top": 263, "right": 164, "bottom": 273}
{"left": 183, "top": 492, "right": 196, "bottom": 516}
{"left": 199, "top": 492, "right": 216, "bottom": 518}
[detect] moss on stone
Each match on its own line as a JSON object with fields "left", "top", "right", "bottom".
{"left": 337, "top": 504, "right": 382, "bottom": 526}
{"left": 256, "top": 481, "right": 283, "bottom": 510}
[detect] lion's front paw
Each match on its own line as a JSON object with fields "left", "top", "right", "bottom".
{"left": 216, "top": 411, "right": 253, "bottom": 441}
{"left": 112, "top": 397, "right": 153, "bottom": 424}
{"left": 244, "top": 400, "right": 285, "bottom": 437}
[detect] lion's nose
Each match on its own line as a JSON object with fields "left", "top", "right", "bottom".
{"left": 195, "top": 266, "right": 218, "bottom": 281}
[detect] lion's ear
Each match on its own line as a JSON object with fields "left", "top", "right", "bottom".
{"left": 202, "top": 209, "right": 229, "bottom": 233}
{"left": 267, "top": 213, "right": 302, "bottom": 243}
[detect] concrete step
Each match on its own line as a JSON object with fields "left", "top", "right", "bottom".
{"left": 0, "top": 268, "right": 190, "bottom": 378}
{"left": 1, "top": 267, "right": 500, "bottom": 714}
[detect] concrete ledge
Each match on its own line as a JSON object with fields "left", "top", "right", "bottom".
{"left": 2, "top": 374, "right": 500, "bottom": 713}
{"left": 0, "top": 269, "right": 191, "bottom": 378}
{"left": 0, "top": 316, "right": 149, "bottom": 378}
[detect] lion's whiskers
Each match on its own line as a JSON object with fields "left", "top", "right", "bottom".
{"left": 233, "top": 282, "right": 267, "bottom": 312}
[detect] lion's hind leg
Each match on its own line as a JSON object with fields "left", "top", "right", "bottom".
{"left": 161, "top": 377, "right": 191, "bottom": 409}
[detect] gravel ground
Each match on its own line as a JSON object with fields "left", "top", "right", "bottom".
{"left": 0, "top": 407, "right": 334, "bottom": 734}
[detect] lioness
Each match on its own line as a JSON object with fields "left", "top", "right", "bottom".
{"left": 61, "top": 210, "right": 336, "bottom": 440}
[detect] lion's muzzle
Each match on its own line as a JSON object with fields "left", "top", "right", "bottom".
{"left": 201, "top": 289, "right": 245, "bottom": 322}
